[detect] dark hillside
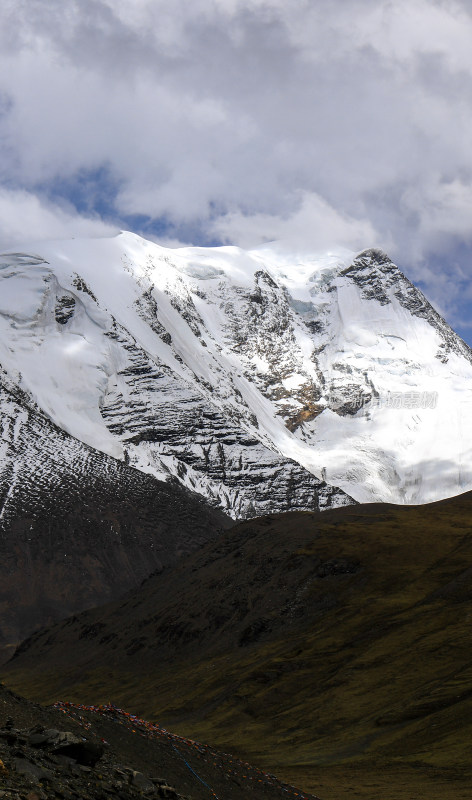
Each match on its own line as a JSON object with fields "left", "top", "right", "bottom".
{"left": 4, "top": 493, "right": 472, "bottom": 798}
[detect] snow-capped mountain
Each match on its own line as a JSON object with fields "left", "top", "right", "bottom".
{"left": 1, "top": 233, "right": 471, "bottom": 512}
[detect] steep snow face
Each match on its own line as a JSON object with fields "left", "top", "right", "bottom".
{"left": 0, "top": 243, "right": 352, "bottom": 518}
{"left": 0, "top": 234, "right": 471, "bottom": 511}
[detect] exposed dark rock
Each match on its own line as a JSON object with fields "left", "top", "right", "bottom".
{"left": 0, "top": 718, "right": 187, "bottom": 799}
{"left": 72, "top": 274, "right": 98, "bottom": 302}
{"left": 54, "top": 295, "right": 76, "bottom": 324}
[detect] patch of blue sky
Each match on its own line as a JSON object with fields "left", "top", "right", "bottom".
{"left": 419, "top": 247, "right": 472, "bottom": 346}
{"left": 34, "top": 165, "right": 224, "bottom": 249}
{"left": 35, "top": 164, "right": 122, "bottom": 220}
{"left": 123, "top": 213, "right": 223, "bottom": 248}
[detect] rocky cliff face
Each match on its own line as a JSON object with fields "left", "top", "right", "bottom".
{"left": 98, "top": 316, "right": 349, "bottom": 518}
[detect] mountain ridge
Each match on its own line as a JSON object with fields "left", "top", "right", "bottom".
{"left": 1, "top": 233, "right": 472, "bottom": 514}
{"left": 0, "top": 243, "right": 353, "bottom": 518}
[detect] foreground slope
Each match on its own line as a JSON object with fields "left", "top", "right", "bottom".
{"left": 5, "top": 493, "right": 472, "bottom": 799}
{"left": 0, "top": 685, "right": 319, "bottom": 800}
{"left": 1, "top": 235, "right": 472, "bottom": 509}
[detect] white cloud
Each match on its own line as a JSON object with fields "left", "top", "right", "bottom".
{"left": 0, "top": 188, "right": 118, "bottom": 251}
{"left": 1, "top": 0, "right": 472, "bottom": 331}
{"left": 211, "top": 191, "right": 383, "bottom": 253}
{"left": 403, "top": 178, "right": 472, "bottom": 251}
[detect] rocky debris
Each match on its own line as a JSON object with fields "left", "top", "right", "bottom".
{"left": 0, "top": 686, "right": 320, "bottom": 800}
{"left": 0, "top": 721, "right": 187, "bottom": 800}
{"left": 27, "top": 728, "right": 104, "bottom": 765}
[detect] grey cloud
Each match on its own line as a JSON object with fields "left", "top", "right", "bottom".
{"left": 0, "top": 0, "right": 472, "bottom": 332}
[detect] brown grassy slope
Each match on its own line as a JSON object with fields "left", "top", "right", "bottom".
{"left": 4, "top": 495, "right": 472, "bottom": 799}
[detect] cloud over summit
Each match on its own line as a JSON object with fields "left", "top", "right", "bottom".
{"left": 1, "top": 0, "right": 472, "bottom": 334}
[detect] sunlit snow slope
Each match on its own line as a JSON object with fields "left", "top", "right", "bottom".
{"left": 1, "top": 233, "right": 471, "bottom": 510}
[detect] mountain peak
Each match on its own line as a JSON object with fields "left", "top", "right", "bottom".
{"left": 0, "top": 233, "right": 471, "bottom": 512}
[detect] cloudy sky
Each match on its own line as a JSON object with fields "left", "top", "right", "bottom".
{"left": 2, "top": 0, "right": 472, "bottom": 341}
